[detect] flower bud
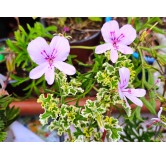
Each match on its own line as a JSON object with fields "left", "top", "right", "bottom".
{"left": 0, "top": 78, "right": 8, "bottom": 96}
{"left": 0, "top": 89, "right": 9, "bottom": 96}
{"left": 140, "top": 29, "right": 150, "bottom": 42}
{"left": 6, "top": 53, "right": 15, "bottom": 73}
{"left": 155, "top": 79, "right": 161, "bottom": 87}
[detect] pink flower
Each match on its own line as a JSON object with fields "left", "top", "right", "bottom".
{"left": 27, "top": 36, "right": 76, "bottom": 85}
{"left": 155, "top": 79, "right": 161, "bottom": 87}
{"left": 118, "top": 67, "right": 146, "bottom": 107}
{"left": 151, "top": 107, "right": 166, "bottom": 125}
{"left": 95, "top": 20, "right": 136, "bottom": 63}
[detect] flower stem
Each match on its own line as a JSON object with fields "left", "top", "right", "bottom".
{"left": 3, "top": 72, "right": 10, "bottom": 90}
{"left": 101, "top": 107, "right": 112, "bottom": 142}
{"left": 92, "top": 86, "right": 99, "bottom": 92}
{"left": 65, "top": 98, "right": 78, "bottom": 104}
{"left": 102, "top": 130, "right": 107, "bottom": 142}
{"left": 70, "top": 46, "right": 96, "bottom": 50}
{"left": 156, "top": 59, "right": 165, "bottom": 75}
{"left": 67, "top": 129, "right": 72, "bottom": 141}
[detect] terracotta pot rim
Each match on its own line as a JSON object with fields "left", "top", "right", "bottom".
{"left": 10, "top": 96, "right": 161, "bottom": 116}
{"left": 70, "top": 31, "right": 101, "bottom": 45}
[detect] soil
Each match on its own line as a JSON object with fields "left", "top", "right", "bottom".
{"left": 42, "top": 17, "right": 103, "bottom": 43}
{"left": 0, "top": 17, "right": 40, "bottom": 40}
{"left": 0, "top": 18, "right": 18, "bottom": 39}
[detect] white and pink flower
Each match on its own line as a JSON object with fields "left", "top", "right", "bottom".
{"left": 151, "top": 107, "right": 166, "bottom": 125}
{"left": 118, "top": 67, "right": 146, "bottom": 107}
{"left": 27, "top": 36, "right": 76, "bottom": 85}
{"left": 95, "top": 20, "right": 136, "bottom": 63}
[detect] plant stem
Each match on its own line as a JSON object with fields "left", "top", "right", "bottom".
{"left": 102, "top": 130, "right": 107, "bottom": 142}
{"left": 74, "top": 29, "right": 100, "bottom": 32}
{"left": 163, "top": 79, "right": 166, "bottom": 97}
{"left": 101, "top": 107, "right": 112, "bottom": 142}
{"left": 3, "top": 72, "right": 10, "bottom": 90}
{"left": 154, "top": 126, "right": 161, "bottom": 140}
{"left": 70, "top": 46, "right": 96, "bottom": 50}
{"left": 64, "top": 98, "right": 78, "bottom": 104}
{"left": 92, "top": 86, "right": 99, "bottom": 92}
{"left": 138, "top": 47, "right": 145, "bottom": 88}
{"left": 67, "top": 129, "right": 72, "bottom": 141}
{"left": 156, "top": 59, "right": 165, "bottom": 75}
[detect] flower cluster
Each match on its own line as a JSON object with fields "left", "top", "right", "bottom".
{"left": 27, "top": 20, "right": 147, "bottom": 142}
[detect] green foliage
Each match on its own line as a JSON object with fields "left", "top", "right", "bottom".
{"left": 88, "top": 17, "right": 102, "bottom": 22}
{"left": 38, "top": 94, "right": 60, "bottom": 125}
{"left": 0, "top": 96, "right": 20, "bottom": 141}
{"left": 38, "top": 92, "right": 123, "bottom": 142}
{"left": 104, "top": 116, "right": 123, "bottom": 141}
{"left": 157, "top": 53, "right": 166, "bottom": 66}
{"left": 56, "top": 72, "right": 84, "bottom": 96}
{"left": 120, "top": 116, "right": 156, "bottom": 142}
{"left": 128, "top": 17, "right": 163, "bottom": 33}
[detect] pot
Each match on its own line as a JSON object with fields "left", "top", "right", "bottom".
{"left": 70, "top": 31, "right": 101, "bottom": 64}
{"left": 10, "top": 96, "right": 161, "bottom": 116}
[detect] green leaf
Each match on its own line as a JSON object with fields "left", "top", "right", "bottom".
{"left": 5, "top": 106, "right": 20, "bottom": 127}
{"left": 110, "top": 127, "right": 123, "bottom": 142}
{"left": 144, "top": 81, "right": 152, "bottom": 90}
{"left": 0, "top": 132, "right": 7, "bottom": 142}
{"left": 157, "top": 53, "right": 166, "bottom": 66}
{"left": 45, "top": 26, "right": 57, "bottom": 32}
{"left": 147, "top": 69, "right": 154, "bottom": 85}
{"left": 88, "top": 17, "right": 102, "bottom": 22}
{"left": 39, "top": 111, "right": 52, "bottom": 125}
{"left": 147, "top": 17, "right": 162, "bottom": 24}
{"left": 129, "top": 107, "right": 143, "bottom": 121}
{"left": 140, "top": 97, "right": 156, "bottom": 114}
{"left": 145, "top": 24, "right": 165, "bottom": 34}
{"left": 0, "top": 95, "right": 13, "bottom": 110}
{"left": 73, "top": 127, "right": 84, "bottom": 138}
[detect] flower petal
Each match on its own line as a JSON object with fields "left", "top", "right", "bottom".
{"left": 27, "top": 37, "right": 51, "bottom": 65}
{"left": 0, "top": 78, "right": 5, "bottom": 89}
{"left": 101, "top": 20, "right": 119, "bottom": 43}
{"left": 29, "top": 63, "right": 48, "bottom": 79}
{"left": 122, "top": 89, "right": 146, "bottom": 97}
{"left": 118, "top": 82, "right": 124, "bottom": 99}
{"left": 123, "top": 96, "right": 130, "bottom": 108}
{"left": 54, "top": 61, "right": 76, "bottom": 75}
{"left": 119, "top": 67, "right": 130, "bottom": 89}
{"left": 95, "top": 43, "right": 112, "bottom": 54}
{"left": 110, "top": 49, "right": 118, "bottom": 63}
{"left": 49, "top": 36, "right": 70, "bottom": 61}
{"left": 45, "top": 67, "right": 55, "bottom": 85}
{"left": 158, "top": 107, "right": 163, "bottom": 118}
{"left": 118, "top": 44, "right": 134, "bottom": 54}
{"left": 123, "top": 93, "right": 143, "bottom": 107}
{"left": 151, "top": 118, "right": 160, "bottom": 122}
{"left": 119, "top": 24, "right": 136, "bottom": 45}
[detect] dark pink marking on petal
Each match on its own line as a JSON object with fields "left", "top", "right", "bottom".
{"left": 41, "top": 50, "right": 49, "bottom": 58}
{"left": 110, "top": 31, "right": 116, "bottom": 41}
{"left": 51, "top": 48, "right": 57, "bottom": 58}
{"left": 117, "top": 33, "right": 125, "bottom": 42}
